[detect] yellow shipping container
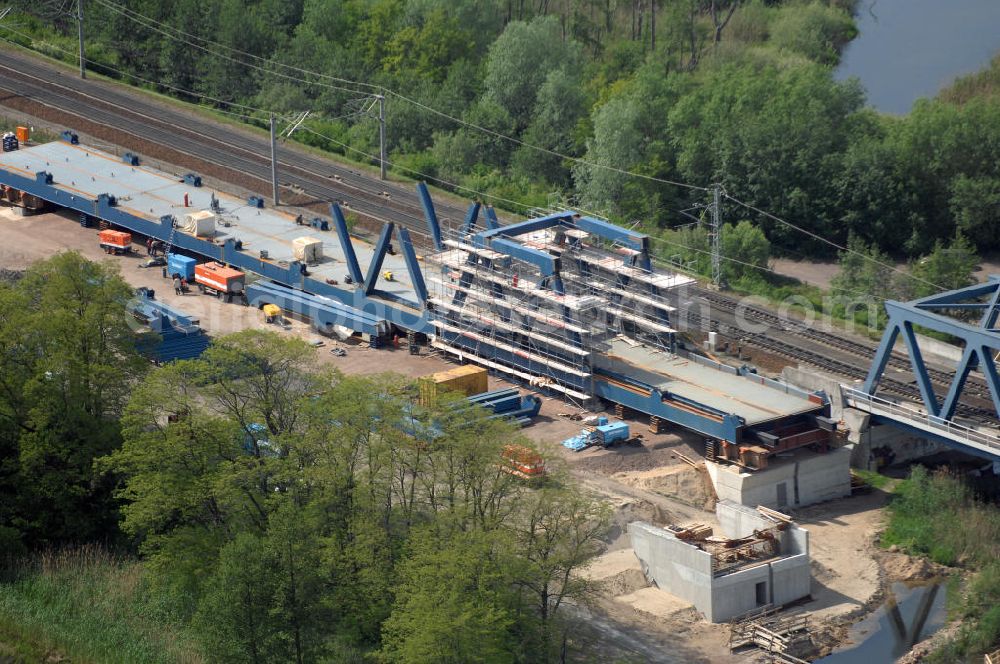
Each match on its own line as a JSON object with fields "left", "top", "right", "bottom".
{"left": 419, "top": 364, "right": 488, "bottom": 403}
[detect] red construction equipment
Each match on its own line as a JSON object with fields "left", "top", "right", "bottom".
{"left": 194, "top": 262, "right": 246, "bottom": 302}
{"left": 98, "top": 229, "right": 132, "bottom": 254}
{"left": 501, "top": 444, "right": 546, "bottom": 480}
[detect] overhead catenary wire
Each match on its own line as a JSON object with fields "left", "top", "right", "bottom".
{"left": 0, "top": 27, "right": 290, "bottom": 121}
{"left": 91, "top": 0, "right": 379, "bottom": 99}
{"left": 86, "top": 0, "right": 708, "bottom": 195}
{"left": 92, "top": 0, "right": 382, "bottom": 93}
{"left": 723, "top": 193, "right": 948, "bottom": 293}
{"left": 9, "top": 4, "right": 949, "bottom": 295}
{"left": 299, "top": 124, "right": 881, "bottom": 302}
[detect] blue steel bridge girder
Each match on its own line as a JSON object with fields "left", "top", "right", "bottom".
{"left": 416, "top": 181, "right": 443, "bottom": 251}
{"left": 864, "top": 279, "right": 1000, "bottom": 423}
{"left": 331, "top": 203, "right": 364, "bottom": 286}
{"left": 460, "top": 202, "right": 482, "bottom": 235}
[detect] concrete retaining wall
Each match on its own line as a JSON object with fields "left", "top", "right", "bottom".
{"left": 771, "top": 553, "right": 811, "bottom": 606}
{"left": 844, "top": 411, "right": 946, "bottom": 470}
{"left": 630, "top": 503, "right": 812, "bottom": 622}
{"left": 710, "top": 564, "right": 771, "bottom": 621}
{"left": 706, "top": 447, "right": 851, "bottom": 509}
{"left": 716, "top": 500, "right": 775, "bottom": 539}
{"left": 628, "top": 522, "right": 713, "bottom": 613}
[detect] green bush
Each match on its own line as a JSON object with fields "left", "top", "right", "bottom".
{"left": 885, "top": 469, "right": 1000, "bottom": 661}
{"left": 769, "top": 2, "right": 857, "bottom": 65}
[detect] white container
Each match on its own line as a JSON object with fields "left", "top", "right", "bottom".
{"left": 708, "top": 331, "right": 718, "bottom": 351}
{"left": 181, "top": 210, "right": 216, "bottom": 236}
{"left": 293, "top": 236, "right": 323, "bottom": 263}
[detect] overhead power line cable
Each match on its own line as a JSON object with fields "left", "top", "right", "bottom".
{"left": 0, "top": 27, "right": 288, "bottom": 119}
{"left": 93, "top": 0, "right": 381, "bottom": 93}
{"left": 89, "top": 0, "right": 707, "bottom": 194}
{"left": 723, "top": 193, "right": 947, "bottom": 292}
{"left": 91, "top": 0, "right": 377, "bottom": 99}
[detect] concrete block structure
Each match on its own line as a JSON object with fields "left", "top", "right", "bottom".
{"left": 706, "top": 446, "right": 851, "bottom": 509}
{"left": 629, "top": 501, "right": 810, "bottom": 622}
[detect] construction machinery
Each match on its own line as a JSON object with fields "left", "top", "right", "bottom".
{"left": 562, "top": 419, "right": 631, "bottom": 452}
{"left": 98, "top": 229, "right": 132, "bottom": 254}
{"left": 194, "top": 261, "right": 247, "bottom": 304}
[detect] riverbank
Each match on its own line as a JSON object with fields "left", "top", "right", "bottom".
{"left": 880, "top": 467, "right": 1000, "bottom": 662}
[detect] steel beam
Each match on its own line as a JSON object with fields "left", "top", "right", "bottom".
{"left": 364, "top": 222, "right": 395, "bottom": 296}
{"left": 460, "top": 202, "right": 482, "bottom": 235}
{"left": 416, "top": 182, "right": 443, "bottom": 251}
{"left": 484, "top": 206, "right": 501, "bottom": 230}
{"left": 397, "top": 227, "right": 427, "bottom": 303}
{"left": 490, "top": 237, "right": 561, "bottom": 278}
{"left": 330, "top": 203, "right": 364, "bottom": 286}
{"left": 0, "top": 163, "right": 433, "bottom": 332}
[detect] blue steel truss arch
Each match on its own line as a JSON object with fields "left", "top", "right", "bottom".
{"left": 864, "top": 276, "right": 1000, "bottom": 422}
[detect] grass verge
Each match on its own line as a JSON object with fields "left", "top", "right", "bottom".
{"left": 0, "top": 545, "right": 202, "bottom": 664}
{"left": 882, "top": 466, "right": 1000, "bottom": 661}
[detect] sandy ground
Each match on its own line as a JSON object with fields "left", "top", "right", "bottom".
{"left": 0, "top": 207, "right": 910, "bottom": 662}
{"left": 771, "top": 258, "right": 840, "bottom": 289}
{"left": 791, "top": 490, "right": 887, "bottom": 622}
{"left": 771, "top": 256, "right": 1000, "bottom": 290}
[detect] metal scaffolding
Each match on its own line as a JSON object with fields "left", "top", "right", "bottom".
{"left": 424, "top": 217, "right": 696, "bottom": 400}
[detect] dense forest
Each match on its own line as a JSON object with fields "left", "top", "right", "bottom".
{"left": 8, "top": 0, "right": 1000, "bottom": 264}
{"left": 0, "top": 254, "right": 608, "bottom": 662}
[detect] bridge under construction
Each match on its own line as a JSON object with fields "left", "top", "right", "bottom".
{"left": 0, "top": 135, "right": 996, "bottom": 468}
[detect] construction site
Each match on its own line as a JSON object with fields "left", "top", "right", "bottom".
{"left": 1, "top": 124, "right": 999, "bottom": 663}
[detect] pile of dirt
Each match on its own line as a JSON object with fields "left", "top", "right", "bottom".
{"left": 614, "top": 464, "right": 716, "bottom": 510}
{"left": 574, "top": 444, "right": 699, "bottom": 475}
{"left": 879, "top": 550, "right": 948, "bottom": 584}
{"left": 603, "top": 567, "right": 649, "bottom": 597}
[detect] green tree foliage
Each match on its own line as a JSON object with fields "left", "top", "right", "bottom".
{"left": 668, "top": 58, "right": 867, "bottom": 252}
{"left": 483, "top": 16, "right": 582, "bottom": 129}
{"left": 722, "top": 220, "right": 770, "bottom": 284}
{"left": 0, "top": 253, "right": 145, "bottom": 550}
{"left": 905, "top": 232, "right": 979, "bottom": 299}
{"left": 768, "top": 1, "right": 857, "bottom": 65}
{"left": 831, "top": 234, "right": 895, "bottom": 301}
{"left": 831, "top": 234, "right": 895, "bottom": 326}
{"left": 103, "top": 330, "right": 606, "bottom": 661}
{"left": 380, "top": 529, "right": 519, "bottom": 663}
{"left": 20, "top": 0, "right": 1000, "bottom": 259}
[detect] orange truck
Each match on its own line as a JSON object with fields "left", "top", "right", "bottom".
{"left": 98, "top": 229, "right": 132, "bottom": 255}
{"left": 194, "top": 262, "right": 247, "bottom": 303}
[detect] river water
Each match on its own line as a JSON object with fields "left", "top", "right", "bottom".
{"left": 835, "top": 0, "right": 1000, "bottom": 114}
{"left": 815, "top": 581, "right": 947, "bottom": 663}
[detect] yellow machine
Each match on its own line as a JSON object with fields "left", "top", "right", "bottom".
{"left": 262, "top": 303, "right": 282, "bottom": 324}
{"left": 382, "top": 270, "right": 394, "bottom": 282}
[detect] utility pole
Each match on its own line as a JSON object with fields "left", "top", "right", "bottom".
{"left": 709, "top": 183, "right": 723, "bottom": 290}
{"left": 76, "top": 0, "right": 85, "bottom": 79}
{"left": 269, "top": 113, "right": 279, "bottom": 207}
{"left": 376, "top": 93, "right": 386, "bottom": 181}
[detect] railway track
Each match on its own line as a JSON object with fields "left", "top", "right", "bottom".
{"left": 0, "top": 49, "right": 995, "bottom": 425}
{"left": 693, "top": 287, "right": 996, "bottom": 402}
{"left": 0, "top": 50, "right": 473, "bottom": 238}
{"left": 681, "top": 308, "right": 997, "bottom": 423}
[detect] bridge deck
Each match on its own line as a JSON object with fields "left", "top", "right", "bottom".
{"left": 843, "top": 387, "right": 1000, "bottom": 459}
{"left": 598, "top": 340, "right": 823, "bottom": 425}
{"left": 0, "top": 141, "right": 419, "bottom": 300}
